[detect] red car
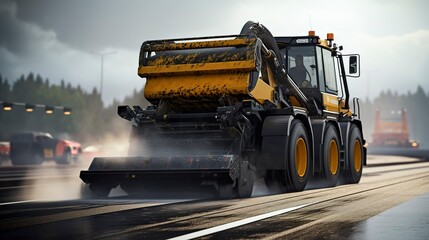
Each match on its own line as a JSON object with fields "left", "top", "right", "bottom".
{"left": 0, "top": 141, "right": 10, "bottom": 161}
{"left": 9, "top": 132, "right": 82, "bottom": 165}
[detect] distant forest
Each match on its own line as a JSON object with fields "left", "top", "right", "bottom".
{"left": 0, "top": 73, "right": 149, "bottom": 144}
{"left": 1, "top": 73, "right": 428, "bottom": 148}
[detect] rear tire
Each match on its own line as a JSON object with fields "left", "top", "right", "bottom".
{"left": 321, "top": 124, "right": 340, "bottom": 187}
{"left": 343, "top": 124, "right": 363, "bottom": 184}
{"left": 284, "top": 119, "right": 310, "bottom": 192}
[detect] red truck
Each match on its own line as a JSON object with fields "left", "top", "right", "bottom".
{"left": 9, "top": 132, "right": 82, "bottom": 165}
{"left": 372, "top": 109, "right": 419, "bottom": 148}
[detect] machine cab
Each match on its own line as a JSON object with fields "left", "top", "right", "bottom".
{"left": 276, "top": 34, "right": 359, "bottom": 116}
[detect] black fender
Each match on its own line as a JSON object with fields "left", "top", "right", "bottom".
{"left": 259, "top": 115, "right": 293, "bottom": 170}
{"left": 258, "top": 113, "right": 314, "bottom": 171}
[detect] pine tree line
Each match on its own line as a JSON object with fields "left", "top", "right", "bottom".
{"left": 0, "top": 73, "right": 149, "bottom": 144}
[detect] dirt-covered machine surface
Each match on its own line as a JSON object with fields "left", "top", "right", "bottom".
{"left": 80, "top": 21, "right": 366, "bottom": 198}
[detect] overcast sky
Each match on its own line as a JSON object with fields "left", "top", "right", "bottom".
{"left": 1, "top": 0, "right": 428, "bottom": 105}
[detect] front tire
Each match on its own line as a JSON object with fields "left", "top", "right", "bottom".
{"left": 343, "top": 124, "right": 363, "bottom": 184}
{"left": 284, "top": 119, "right": 310, "bottom": 192}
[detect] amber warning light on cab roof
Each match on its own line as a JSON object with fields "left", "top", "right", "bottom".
{"left": 307, "top": 30, "right": 335, "bottom": 40}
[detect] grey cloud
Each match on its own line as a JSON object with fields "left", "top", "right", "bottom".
{"left": 1, "top": 0, "right": 428, "bottom": 105}
{"left": 0, "top": 2, "right": 47, "bottom": 56}
{"left": 12, "top": 0, "right": 241, "bottom": 52}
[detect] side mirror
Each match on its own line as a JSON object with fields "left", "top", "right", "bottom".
{"left": 349, "top": 56, "right": 358, "bottom": 74}
{"left": 343, "top": 54, "right": 360, "bottom": 77}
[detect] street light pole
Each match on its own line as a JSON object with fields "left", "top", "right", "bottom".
{"left": 91, "top": 51, "right": 116, "bottom": 102}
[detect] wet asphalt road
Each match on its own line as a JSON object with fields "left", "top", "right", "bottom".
{"left": 0, "top": 155, "right": 429, "bottom": 240}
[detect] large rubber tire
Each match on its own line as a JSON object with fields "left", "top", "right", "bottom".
{"left": 284, "top": 119, "right": 310, "bottom": 192}
{"left": 321, "top": 124, "right": 341, "bottom": 187}
{"left": 343, "top": 124, "right": 364, "bottom": 184}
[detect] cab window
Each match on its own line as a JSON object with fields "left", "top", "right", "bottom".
{"left": 286, "top": 46, "right": 318, "bottom": 88}
{"left": 316, "top": 47, "right": 325, "bottom": 92}
{"left": 322, "top": 48, "right": 337, "bottom": 93}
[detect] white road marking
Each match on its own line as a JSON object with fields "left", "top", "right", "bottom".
{"left": 0, "top": 199, "right": 45, "bottom": 206}
{"left": 168, "top": 203, "right": 312, "bottom": 240}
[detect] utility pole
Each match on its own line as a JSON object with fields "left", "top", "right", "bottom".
{"left": 91, "top": 51, "right": 116, "bottom": 102}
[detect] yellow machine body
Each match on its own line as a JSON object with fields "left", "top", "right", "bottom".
{"left": 138, "top": 37, "right": 276, "bottom": 111}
